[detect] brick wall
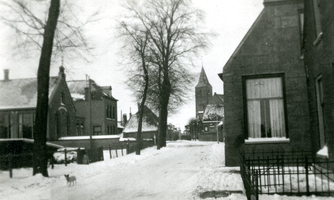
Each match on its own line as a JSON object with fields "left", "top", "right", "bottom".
{"left": 304, "top": 0, "right": 334, "bottom": 159}
{"left": 223, "top": 0, "right": 311, "bottom": 166}
{"left": 48, "top": 76, "right": 76, "bottom": 140}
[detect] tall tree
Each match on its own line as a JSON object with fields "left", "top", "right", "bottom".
{"left": 122, "top": 0, "right": 208, "bottom": 149}
{"left": 0, "top": 0, "right": 97, "bottom": 176}
{"left": 33, "top": 0, "right": 60, "bottom": 177}
{"left": 119, "top": 20, "right": 150, "bottom": 155}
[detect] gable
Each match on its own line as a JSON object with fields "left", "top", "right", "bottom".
{"left": 223, "top": 1, "right": 304, "bottom": 73}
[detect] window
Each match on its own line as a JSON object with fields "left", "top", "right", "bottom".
{"left": 22, "top": 114, "right": 34, "bottom": 139}
{"left": 113, "top": 106, "right": 115, "bottom": 119}
{"left": 298, "top": 9, "right": 304, "bottom": 53}
{"left": 316, "top": 75, "right": 325, "bottom": 147}
{"left": 93, "top": 126, "right": 101, "bottom": 135}
{"left": 0, "top": 114, "right": 10, "bottom": 138}
{"left": 61, "top": 92, "right": 65, "bottom": 104}
{"left": 244, "top": 75, "right": 287, "bottom": 139}
{"left": 313, "top": 0, "right": 322, "bottom": 44}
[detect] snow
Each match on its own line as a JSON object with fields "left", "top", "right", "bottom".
{"left": 245, "top": 137, "right": 290, "bottom": 144}
{"left": 0, "top": 141, "right": 333, "bottom": 200}
{"left": 317, "top": 145, "right": 328, "bottom": 158}
{"left": 59, "top": 135, "right": 120, "bottom": 140}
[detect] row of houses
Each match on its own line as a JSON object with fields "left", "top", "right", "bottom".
{"left": 222, "top": 0, "right": 334, "bottom": 166}
{"left": 0, "top": 66, "right": 164, "bottom": 150}
{"left": 0, "top": 67, "right": 118, "bottom": 144}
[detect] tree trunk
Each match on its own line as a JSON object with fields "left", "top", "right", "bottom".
{"left": 136, "top": 53, "right": 149, "bottom": 155}
{"left": 136, "top": 75, "right": 148, "bottom": 155}
{"left": 33, "top": 0, "right": 60, "bottom": 177}
{"left": 158, "top": 76, "right": 171, "bottom": 148}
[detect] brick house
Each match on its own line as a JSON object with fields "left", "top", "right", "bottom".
{"left": 0, "top": 66, "right": 76, "bottom": 141}
{"left": 122, "top": 105, "right": 158, "bottom": 142}
{"left": 303, "top": 0, "right": 334, "bottom": 161}
{"left": 67, "top": 79, "right": 118, "bottom": 136}
{"left": 222, "top": 0, "right": 312, "bottom": 166}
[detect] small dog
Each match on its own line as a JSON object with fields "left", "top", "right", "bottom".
{"left": 64, "top": 174, "right": 76, "bottom": 186}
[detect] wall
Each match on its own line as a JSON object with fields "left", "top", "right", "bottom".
{"left": 48, "top": 77, "right": 76, "bottom": 140}
{"left": 304, "top": 0, "right": 334, "bottom": 159}
{"left": 223, "top": 0, "right": 311, "bottom": 166}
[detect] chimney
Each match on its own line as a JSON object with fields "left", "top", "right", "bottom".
{"left": 59, "top": 66, "right": 66, "bottom": 79}
{"left": 4, "top": 69, "right": 9, "bottom": 81}
{"left": 123, "top": 114, "right": 127, "bottom": 126}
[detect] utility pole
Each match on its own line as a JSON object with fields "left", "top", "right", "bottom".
{"left": 86, "top": 75, "right": 93, "bottom": 149}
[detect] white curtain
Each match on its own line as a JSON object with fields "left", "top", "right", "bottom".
{"left": 247, "top": 100, "right": 261, "bottom": 138}
{"left": 246, "top": 77, "right": 285, "bottom": 138}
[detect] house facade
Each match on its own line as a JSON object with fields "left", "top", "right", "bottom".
{"left": 67, "top": 79, "right": 118, "bottom": 136}
{"left": 304, "top": 0, "right": 334, "bottom": 160}
{"left": 0, "top": 67, "right": 76, "bottom": 141}
{"left": 223, "top": 0, "right": 312, "bottom": 166}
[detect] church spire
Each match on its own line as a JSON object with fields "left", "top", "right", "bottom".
{"left": 196, "top": 67, "right": 211, "bottom": 88}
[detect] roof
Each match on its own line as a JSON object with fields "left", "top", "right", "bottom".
{"left": 195, "top": 67, "right": 212, "bottom": 88}
{"left": 209, "top": 93, "right": 224, "bottom": 105}
{"left": 0, "top": 77, "right": 59, "bottom": 110}
{"left": 123, "top": 105, "right": 159, "bottom": 133}
{"left": 202, "top": 104, "right": 224, "bottom": 121}
{"left": 67, "top": 80, "right": 117, "bottom": 101}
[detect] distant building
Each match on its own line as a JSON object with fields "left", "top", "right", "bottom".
{"left": 201, "top": 103, "right": 224, "bottom": 141}
{"left": 0, "top": 67, "right": 76, "bottom": 140}
{"left": 67, "top": 79, "right": 118, "bottom": 136}
{"left": 122, "top": 105, "right": 158, "bottom": 143}
{"left": 195, "top": 67, "right": 213, "bottom": 119}
{"left": 195, "top": 67, "right": 224, "bottom": 141}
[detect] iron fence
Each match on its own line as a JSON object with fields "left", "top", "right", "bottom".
{"left": 240, "top": 150, "right": 334, "bottom": 200}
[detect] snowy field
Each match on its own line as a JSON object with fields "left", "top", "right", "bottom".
{"left": 0, "top": 141, "right": 333, "bottom": 200}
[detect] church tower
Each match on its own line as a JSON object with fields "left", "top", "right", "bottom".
{"left": 195, "top": 67, "right": 212, "bottom": 119}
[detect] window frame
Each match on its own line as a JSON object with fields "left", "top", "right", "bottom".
{"left": 242, "top": 73, "right": 289, "bottom": 140}
{"left": 312, "top": 0, "right": 323, "bottom": 45}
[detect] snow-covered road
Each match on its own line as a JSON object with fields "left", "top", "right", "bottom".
{"left": 0, "top": 141, "right": 245, "bottom": 200}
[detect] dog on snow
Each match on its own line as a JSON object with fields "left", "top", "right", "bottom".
{"left": 64, "top": 174, "right": 76, "bottom": 186}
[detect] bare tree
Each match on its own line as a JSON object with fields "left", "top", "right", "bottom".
{"left": 0, "top": 0, "right": 98, "bottom": 65}
{"left": 0, "top": 0, "right": 98, "bottom": 177}
{"left": 121, "top": 0, "right": 209, "bottom": 149}
{"left": 118, "top": 20, "right": 151, "bottom": 155}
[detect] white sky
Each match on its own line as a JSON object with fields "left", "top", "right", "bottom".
{"left": 0, "top": 0, "right": 264, "bottom": 131}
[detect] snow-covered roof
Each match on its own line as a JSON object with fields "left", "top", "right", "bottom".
{"left": 59, "top": 135, "right": 120, "bottom": 140}
{"left": 0, "top": 77, "right": 59, "bottom": 110}
{"left": 202, "top": 104, "right": 224, "bottom": 121}
{"left": 123, "top": 105, "right": 159, "bottom": 133}
{"left": 67, "top": 80, "right": 117, "bottom": 101}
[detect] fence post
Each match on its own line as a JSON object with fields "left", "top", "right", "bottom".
{"left": 305, "top": 157, "right": 309, "bottom": 195}
{"left": 255, "top": 170, "right": 259, "bottom": 200}
{"left": 64, "top": 149, "right": 67, "bottom": 166}
{"left": 9, "top": 154, "right": 13, "bottom": 178}
{"left": 109, "top": 145, "right": 112, "bottom": 159}
{"left": 126, "top": 141, "right": 129, "bottom": 155}
{"left": 115, "top": 146, "right": 118, "bottom": 158}
{"left": 121, "top": 144, "right": 124, "bottom": 156}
